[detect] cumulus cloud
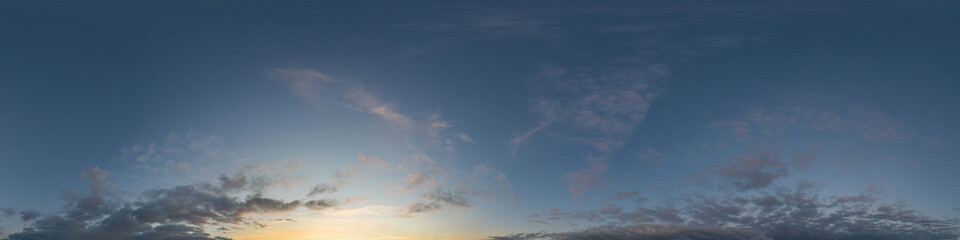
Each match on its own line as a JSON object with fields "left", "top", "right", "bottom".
{"left": 2, "top": 168, "right": 338, "bottom": 240}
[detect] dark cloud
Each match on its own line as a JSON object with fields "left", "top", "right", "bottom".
{"left": 208, "top": 170, "right": 285, "bottom": 194}
{"left": 490, "top": 225, "right": 771, "bottom": 240}
{"left": 488, "top": 232, "right": 551, "bottom": 240}
{"left": 405, "top": 188, "right": 475, "bottom": 214}
{"left": 19, "top": 211, "right": 41, "bottom": 222}
{"left": 0, "top": 208, "right": 13, "bottom": 217}
{"left": 422, "top": 188, "right": 471, "bottom": 208}
{"left": 303, "top": 199, "right": 337, "bottom": 210}
{"left": 711, "top": 150, "right": 813, "bottom": 191}
{"left": 306, "top": 183, "right": 338, "bottom": 197}
{"left": 406, "top": 202, "right": 443, "bottom": 213}
{"left": 519, "top": 182, "right": 959, "bottom": 240}
{"left": 81, "top": 167, "right": 112, "bottom": 194}
{"left": 2, "top": 168, "right": 338, "bottom": 240}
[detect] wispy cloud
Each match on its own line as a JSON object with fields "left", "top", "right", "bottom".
{"left": 516, "top": 62, "right": 668, "bottom": 197}
{"left": 403, "top": 161, "right": 513, "bottom": 214}
{"left": 333, "top": 154, "right": 387, "bottom": 187}
{"left": 519, "top": 62, "right": 667, "bottom": 154}
{"left": 509, "top": 119, "right": 552, "bottom": 157}
{"left": 306, "top": 154, "right": 385, "bottom": 197}
{"left": 273, "top": 68, "right": 335, "bottom": 105}
{"left": 120, "top": 131, "right": 227, "bottom": 175}
{"left": 275, "top": 68, "right": 513, "bottom": 216}
{"left": 714, "top": 94, "right": 918, "bottom": 141}
{"left": 274, "top": 68, "right": 475, "bottom": 152}
{"left": 566, "top": 156, "right": 608, "bottom": 198}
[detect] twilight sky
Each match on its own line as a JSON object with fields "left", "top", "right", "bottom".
{"left": 1, "top": 1, "right": 960, "bottom": 240}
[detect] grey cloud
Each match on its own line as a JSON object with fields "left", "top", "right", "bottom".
{"left": 489, "top": 225, "right": 771, "bottom": 240}
{"left": 306, "top": 183, "right": 338, "bottom": 197}
{"left": 303, "top": 199, "right": 337, "bottom": 211}
{"left": 404, "top": 162, "right": 514, "bottom": 214}
{"left": 488, "top": 232, "right": 552, "bottom": 240}
{"left": 406, "top": 202, "right": 443, "bottom": 213}
{"left": 238, "top": 194, "right": 302, "bottom": 214}
{"left": 521, "top": 183, "right": 959, "bottom": 240}
{"left": 422, "top": 189, "right": 471, "bottom": 208}
{"left": 82, "top": 167, "right": 112, "bottom": 194}
{"left": 212, "top": 170, "right": 276, "bottom": 194}
{"left": 2, "top": 169, "right": 338, "bottom": 240}
{"left": 556, "top": 225, "right": 771, "bottom": 240}
{"left": 0, "top": 208, "right": 13, "bottom": 217}
{"left": 712, "top": 150, "right": 814, "bottom": 191}
{"left": 405, "top": 189, "right": 470, "bottom": 214}
{"left": 19, "top": 211, "right": 41, "bottom": 222}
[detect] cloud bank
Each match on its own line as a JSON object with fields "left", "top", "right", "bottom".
{"left": 2, "top": 168, "right": 337, "bottom": 240}
{"left": 512, "top": 182, "right": 959, "bottom": 240}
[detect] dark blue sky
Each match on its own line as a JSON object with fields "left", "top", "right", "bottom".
{"left": 1, "top": 2, "right": 959, "bottom": 240}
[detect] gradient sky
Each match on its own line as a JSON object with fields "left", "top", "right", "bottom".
{"left": 2, "top": 1, "right": 960, "bottom": 240}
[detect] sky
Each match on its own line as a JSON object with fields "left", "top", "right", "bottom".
{"left": 1, "top": 1, "right": 960, "bottom": 240}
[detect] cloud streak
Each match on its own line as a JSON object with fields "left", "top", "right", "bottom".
{"left": 715, "top": 94, "right": 918, "bottom": 141}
